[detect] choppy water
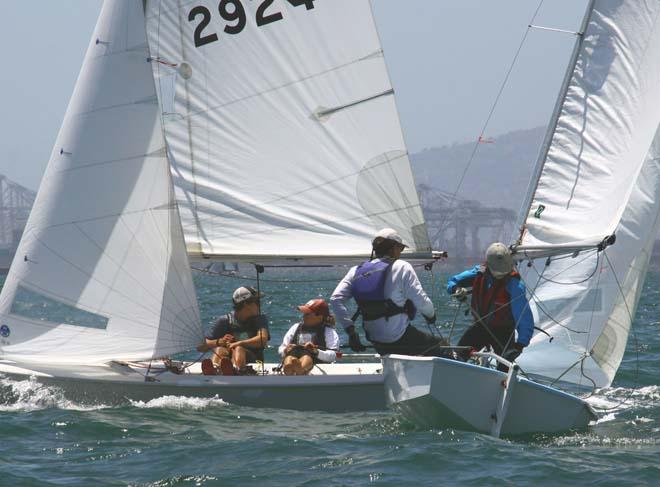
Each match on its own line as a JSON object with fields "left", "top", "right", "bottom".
{"left": 1, "top": 267, "right": 659, "bottom": 486}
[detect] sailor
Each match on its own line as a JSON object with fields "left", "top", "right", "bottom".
{"left": 197, "top": 286, "right": 270, "bottom": 375}
{"left": 331, "top": 228, "right": 446, "bottom": 356}
{"left": 278, "top": 298, "right": 340, "bottom": 376}
{"left": 447, "top": 242, "right": 534, "bottom": 370}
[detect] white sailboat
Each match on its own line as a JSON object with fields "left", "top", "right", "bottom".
{"left": 0, "top": 0, "right": 431, "bottom": 412}
{"left": 384, "top": 0, "right": 660, "bottom": 436}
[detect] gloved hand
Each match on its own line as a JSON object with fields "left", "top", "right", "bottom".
{"left": 424, "top": 314, "right": 436, "bottom": 325}
{"left": 346, "top": 325, "right": 367, "bottom": 352}
{"left": 503, "top": 343, "right": 524, "bottom": 362}
{"left": 453, "top": 287, "right": 468, "bottom": 302}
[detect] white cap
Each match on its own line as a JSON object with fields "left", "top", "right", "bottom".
{"left": 373, "top": 228, "right": 408, "bottom": 248}
{"left": 232, "top": 286, "right": 262, "bottom": 306}
{"left": 486, "top": 242, "right": 513, "bottom": 278}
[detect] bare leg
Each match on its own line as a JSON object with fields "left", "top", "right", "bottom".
{"left": 282, "top": 356, "right": 300, "bottom": 376}
{"left": 211, "top": 346, "right": 230, "bottom": 366}
{"left": 298, "top": 355, "right": 314, "bottom": 375}
{"left": 232, "top": 346, "right": 247, "bottom": 369}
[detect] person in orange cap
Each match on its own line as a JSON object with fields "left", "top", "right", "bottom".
{"left": 278, "top": 298, "right": 340, "bottom": 376}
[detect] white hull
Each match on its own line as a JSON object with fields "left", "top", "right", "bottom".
{"left": 0, "top": 360, "right": 385, "bottom": 412}
{"left": 383, "top": 355, "right": 597, "bottom": 436}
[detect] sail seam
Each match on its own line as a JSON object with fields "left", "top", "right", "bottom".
{"left": 176, "top": 152, "right": 410, "bottom": 227}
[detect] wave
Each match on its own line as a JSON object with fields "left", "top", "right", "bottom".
{"left": 0, "top": 374, "right": 228, "bottom": 412}
{"left": 587, "top": 385, "right": 660, "bottom": 413}
{"left": 0, "top": 375, "right": 110, "bottom": 412}
{"left": 129, "top": 395, "right": 228, "bottom": 410}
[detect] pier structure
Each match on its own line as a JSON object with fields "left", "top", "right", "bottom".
{"left": 417, "top": 184, "right": 517, "bottom": 262}
{"left": 0, "top": 175, "right": 36, "bottom": 270}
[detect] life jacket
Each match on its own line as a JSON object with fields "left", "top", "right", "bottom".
{"left": 292, "top": 323, "right": 329, "bottom": 350}
{"left": 351, "top": 259, "right": 416, "bottom": 321}
{"left": 471, "top": 266, "right": 519, "bottom": 329}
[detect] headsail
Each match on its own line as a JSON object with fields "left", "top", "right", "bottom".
{"left": 144, "top": 0, "right": 430, "bottom": 262}
{"left": 0, "top": 0, "right": 202, "bottom": 365}
{"left": 516, "top": 0, "right": 660, "bottom": 388}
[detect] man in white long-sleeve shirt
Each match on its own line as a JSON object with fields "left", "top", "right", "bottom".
{"left": 278, "top": 299, "right": 340, "bottom": 375}
{"left": 331, "top": 228, "right": 446, "bottom": 356}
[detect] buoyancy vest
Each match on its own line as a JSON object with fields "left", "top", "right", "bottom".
{"left": 470, "top": 267, "right": 519, "bottom": 329}
{"left": 292, "top": 323, "right": 330, "bottom": 350}
{"left": 351, "top": 259, "right": 416, "bottom": 321}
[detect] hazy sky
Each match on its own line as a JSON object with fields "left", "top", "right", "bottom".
{"left": 0, "top": 0, "right": 588, "bottom": 190}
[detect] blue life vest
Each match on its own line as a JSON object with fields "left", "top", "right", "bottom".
{"left": 351, "top": 260, "right": 416, "bottom": 321}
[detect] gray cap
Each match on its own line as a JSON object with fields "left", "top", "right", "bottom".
{"left": 486, "top": 242, "right": 513, "bottom": 278}
{"left": 232, "top": 286, "right": 263, "bottom": 306}
{"left": 373, "top": 228, "right": 408, "bottom": 248}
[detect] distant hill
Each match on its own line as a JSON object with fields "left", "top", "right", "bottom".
{"left": 410, "top": 126, "right": 660, "bottom": 263}
{"left": 410, "top": 126, "right": 546, "bottom": 212}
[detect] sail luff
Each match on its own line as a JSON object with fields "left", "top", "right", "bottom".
{"left": 515, "top": 0, "right": 596, "bottom": 244}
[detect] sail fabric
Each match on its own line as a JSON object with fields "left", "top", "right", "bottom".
{"left": 521, "top": 1, "right": 660, "bottom": 248}
{"left": 517, "top": 0, "right": 660, "bottom": 388}
{"left": 144, "top": 0, "right": 430, "bottom": 261}
{"left": 0, "top": 0, "right": 202, "bottom": 365}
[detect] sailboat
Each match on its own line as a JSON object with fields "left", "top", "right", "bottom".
{"left": 0, "top": 0, "right": 434, "bottom": 412}
{"left": 384, "top": 0, "right": 660, "bottom": 436}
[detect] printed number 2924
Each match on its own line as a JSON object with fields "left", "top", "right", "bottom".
{"left": 189, "top": 0, "right": 316, "bottom": 48}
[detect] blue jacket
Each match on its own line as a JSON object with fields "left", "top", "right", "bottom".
{"left": 447, "top": 265, "right": 534, "bottom": 346}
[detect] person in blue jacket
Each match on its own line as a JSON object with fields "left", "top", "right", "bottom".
{"left": 447, "top": 242, "right": 534, "bottom": 370}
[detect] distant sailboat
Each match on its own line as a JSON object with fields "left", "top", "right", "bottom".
{"left": 0, "top": 0, "right": 431, "bottom": 411}
{"left": 385, "top": 0, "right": 660, "bottom": 435}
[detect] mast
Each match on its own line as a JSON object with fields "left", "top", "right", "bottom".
{"left": 515, "top": 0, "right": 596, "bottom": 244}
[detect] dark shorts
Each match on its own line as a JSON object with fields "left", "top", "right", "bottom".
{"left": 372, "top": 325, "right": 448, "bottom": 357}
{"left": 214, "top": 346, "right": 264, "bottom": 363}
{"left": 244, "top": 347, "right": 265, "bottom": 363}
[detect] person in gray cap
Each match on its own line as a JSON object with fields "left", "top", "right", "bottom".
{"left": 197, "top": 286, "right": 270, "bottom": 375}
{"left": 331, "top": 228, "right": 447, "bottom": 356}
{"left": 447, "top": 242, "right": 534, "bottom": 370}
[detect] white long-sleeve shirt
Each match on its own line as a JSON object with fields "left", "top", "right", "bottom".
{"left": 330, "top": 258, "right": 435, "bottom": 343}
{"left": 278, "top": 323, "right": 340, "bottom": 363}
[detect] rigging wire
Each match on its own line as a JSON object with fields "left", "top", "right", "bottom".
{"left": 527, "top": 249, "right": 601, "bottom": 286}
{"left": 587, "top": 251, "right": 641, "bottom": 412}
{"left": 433, "top": 0, "right": 546, "bottom": 238}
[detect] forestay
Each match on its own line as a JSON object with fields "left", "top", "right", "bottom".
{"left": 144, "top": 0, "right": 430, "bottom": 262}
{"left": 0, "top": 0, "right": 202, "bottom": 365}
{"left": 516, "top": 0, "right": 660, "bottom": 388}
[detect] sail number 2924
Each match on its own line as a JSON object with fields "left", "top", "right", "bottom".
{"left": 189, "top": 0, "right": 316, "bottom": 48}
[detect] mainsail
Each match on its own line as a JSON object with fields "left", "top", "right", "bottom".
{"left": 144, "top": 0, "right": 430, "bottom": 261}
{"left": 516, "top": 0, "right": 660, "bottom": 388}
{"left": 0, "top": 0, "right": 202, "bottom": 364}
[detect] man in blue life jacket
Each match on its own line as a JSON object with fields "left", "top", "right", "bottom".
{"left": 331, "top": 228, "right": 447, "bottom": 356}
{"left": 447, "top": 242, "right": 534, "bottom": 370}
{"left": 197, "top": 286, "right": 270, "bottom": 375}
{"left": 278, "top": 298, "right": 340, "bottom": 375}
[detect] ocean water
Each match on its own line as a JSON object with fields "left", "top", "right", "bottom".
{"left": 1, "top": 266, "right": 659, "bottom": 486}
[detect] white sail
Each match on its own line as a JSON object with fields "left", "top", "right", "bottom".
{"left": 144, "top": 0, "right": 430, "bottom": 262}
{"left": 516, "top": 0, "right": 660, "bottom": 388}
{"left": 0, "top": 0, "right": 202, "bottom": 365}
